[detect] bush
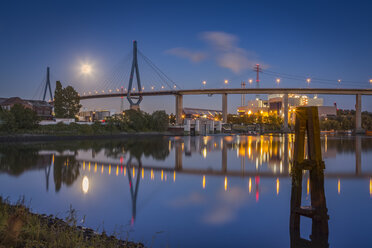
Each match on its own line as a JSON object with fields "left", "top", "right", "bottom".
{"left": 0, "top": 104, "right": 39, "bottom": 132}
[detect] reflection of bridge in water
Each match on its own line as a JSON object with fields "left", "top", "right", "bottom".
{"left": 78, "top": 135, "right": 367, "bottom": 179}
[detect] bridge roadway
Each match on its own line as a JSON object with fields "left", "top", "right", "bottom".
{"left": 79, "top": 159, "right": 372, "bottom": 179}
{"left": 79, "top": 87, "right": 372, "bottom": 132}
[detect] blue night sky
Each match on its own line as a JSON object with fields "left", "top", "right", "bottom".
{"left": 0, "top": 0, "right": 371, "bottom": 113}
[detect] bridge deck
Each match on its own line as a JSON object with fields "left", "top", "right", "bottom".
{"left": 79, "top": 88, "right": 372, "bottom": 100}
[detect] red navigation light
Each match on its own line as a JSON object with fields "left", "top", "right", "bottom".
{"left": 120, "top": 157, "right": 123, "bottom": 164}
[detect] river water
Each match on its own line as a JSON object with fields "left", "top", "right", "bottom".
{"left": 0, "top": 134, "right": 371, "bottom": 247}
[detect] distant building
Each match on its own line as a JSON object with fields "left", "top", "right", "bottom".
{"left": 183, "top": 107, "right": 222, "bottom": 120}
{"left": 0, "top": 97, "right": 53, "bottom": 120}
{"left": 78, "top": 110, "right": 111, "bottom": 122}
{"left": 237, "top": 98, "right": 268, "bottom": 115}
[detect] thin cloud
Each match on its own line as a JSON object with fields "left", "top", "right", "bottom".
{"left": 201, "top": 31, "right": 264, "bottom": 74}
{"left": 166, "top": 47, "right": 207, "bottom": 63}
{"left": 200, "top": 31, "right": 238, "bottom": 51}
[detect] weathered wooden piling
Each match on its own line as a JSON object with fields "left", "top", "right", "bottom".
{"left": 290, "top": 106, "right": 329, "bottom": 248}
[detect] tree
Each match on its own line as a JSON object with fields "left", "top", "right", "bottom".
{"left": 54, "top": 81, "right": 82, "bottom": 118}
{"left": 150, "top": 110, "right": 169, "bottom": 131}
{"left": 54, "top": 81, "right": 65, "bottom": 118}
{"left": 0, "top": 104, "right": 39, "bottom": 131}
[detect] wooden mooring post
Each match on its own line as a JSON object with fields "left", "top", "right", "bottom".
{"left": 290, "top": 106, "right": 329, "bottom": 248}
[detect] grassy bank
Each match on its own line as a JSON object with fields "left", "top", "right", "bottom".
{"left": 0, "top": 197, "right": 143, "bottom": 248}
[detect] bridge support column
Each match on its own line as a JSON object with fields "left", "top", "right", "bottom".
{"left": 176, "top": 94, "right": 183, "bottom": 125}
{"left": 222, "top": 93, "right": 227, "bottom": 123}
{"left": 355, "top": 94, "right": 364, "bottom": 134}
{"left": 282, "top": 93, "right": 290, "bottom": 133}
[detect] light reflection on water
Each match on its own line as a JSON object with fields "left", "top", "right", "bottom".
{"left": 0, "top": 135, "right": 372, "bottom": 247}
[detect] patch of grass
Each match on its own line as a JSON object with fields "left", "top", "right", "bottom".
{"left": 0, "top": 197, "right": 143, "bottom": 248}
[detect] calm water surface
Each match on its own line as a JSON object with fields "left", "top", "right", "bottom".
{"left": 0, "top": 135, "right": 371, "bottom": 247}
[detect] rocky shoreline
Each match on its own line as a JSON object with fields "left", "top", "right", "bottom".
{"left": 0, "top": 198, "right": 144, "bottom": 248}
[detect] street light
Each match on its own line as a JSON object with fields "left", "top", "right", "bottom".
{"left": 248, "top": 79, "right": 253, "bottom": 85}
{"left": 276, "top": 78, "right": 281, "bottom": 85}
{"left": 202, "top": 80, "right": 206, "bottom": 88}
{"left": 338, "top": 79, "right": 341, "bottom": 84}
{"left": 306, "top": 78, "right": 311, "bottom": 86}
{"left": 369, "top": 79, "right": 372, "bottom": 84}
{"left": 224, "top": 79, "right": 228, "bottom": 85}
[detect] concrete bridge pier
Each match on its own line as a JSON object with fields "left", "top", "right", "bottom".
{"left": 355, "top": 94, "right": 364, "bottom": 134}
{"left": 282, "top": 93, "right": 290, "bottom": 133}
{"left": 176, "top": 94, "right": 183, "bottom": 125}
{"left": 222, "top": 93, "right": 227, "bottom": 123}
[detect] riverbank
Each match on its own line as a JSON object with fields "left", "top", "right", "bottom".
{"left": 0, "top": 132, "right": 181, "bottom": 143}
{"left": 0, "top": 197, "right": 143, "bottom": 248}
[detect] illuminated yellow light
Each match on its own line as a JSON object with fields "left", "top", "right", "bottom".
{"left": 133, "top": 167, "right": 135, "bottom": 178}
{"left": 82, "top": 176, "right": 89, "bottom": 194}
{"left": 101, "top": 165, "right": 104, "bottom": 174}
{"left": 276, "top": 178, "right": 280, "bottom": 195}
{"left": 202, "top": 80, "right": 206, "bottom": 85}
{"left": 52, "top": 154, "right": 54, "bottom": 164}
{"left": 202, "top": 175, "right": 206, "bottom": 189}
{"left": 224, "top": 79, "right": 228, "bottom": 84}
{"left": 142, "top": 168, "right": 144, "bottom": 179}
{"left": 224, "top": 177, "right": 228, "bottom": 191}
{"left": 94, "top": 163, "right": 97, "bottom": 173}
{"left": 173, "top": 171, "right": 176, "bottom": 182}
{"left": 116, "top": 166, "right": 119, "bottom": 176}
{"left": 151, "top": 169, "right": 154, "bottom": 180}
{"left": 249, "top": 178, "right": 252, "bottom": 193}
{"left": 370, "top": 178, "right": 372, "bottom": 197}
{"left": 88, "top": 162, "right": 91, "bottom": 171}
{"left": 124, "top": 167, "right": 126, "bottom": 176}
{"left": 249, "top": 79, "right": 253, "bottom": 84}
{"left": 83, "top": 161, "right": 85, "bottom": 170}
{"left": 338, "top": 179, "right": 341, "bottom": 195}
{"left": 276, "top": 78, "right": 281, "bottom": 84}
{"left": 306, "top": 78, "right": 311, "bottom": 84}
{"left": 109, "top": 165, "right": 111, "bottom": 175}
{"left": 161, "top": 170, "right": 164, "bottom": 181}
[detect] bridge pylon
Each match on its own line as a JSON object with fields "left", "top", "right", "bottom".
{"left": 127, "top": 40, "right": 143, "bottom": 110}
{"left": 43, "top": 67, "right": 53, "bottom": 102}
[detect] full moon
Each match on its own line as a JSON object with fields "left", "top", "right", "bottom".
{"left": 81, "top": 64, "right": 92, "bottom": 74}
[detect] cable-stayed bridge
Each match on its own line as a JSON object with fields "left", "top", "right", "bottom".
{"left": 34, "top": 40, "right": 372, "bottom": 132}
